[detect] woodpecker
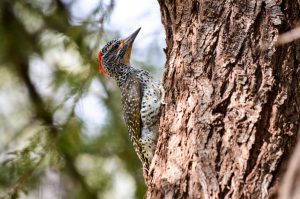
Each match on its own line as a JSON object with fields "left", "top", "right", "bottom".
{"left": 98, "top": 28, "right": 164, "bottom": 171}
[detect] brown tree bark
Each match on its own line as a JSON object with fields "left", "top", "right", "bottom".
{"left": 147, "top": 0, "right": 300, "bottom": 198}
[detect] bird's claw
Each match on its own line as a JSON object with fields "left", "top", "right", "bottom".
{"left": 160, "top": 85, "right": 166, "bottom": 105}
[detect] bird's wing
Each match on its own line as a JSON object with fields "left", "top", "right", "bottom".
{"left": 121, "top": 73, "right": 143, "bottom": 142}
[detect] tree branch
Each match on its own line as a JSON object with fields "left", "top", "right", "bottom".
{"left": 12, "top": 59, "right": 98, "bottom": 198}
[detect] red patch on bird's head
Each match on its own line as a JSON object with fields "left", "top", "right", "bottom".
{"left": 98, "top": 52, "right": 108, "bottom": 76}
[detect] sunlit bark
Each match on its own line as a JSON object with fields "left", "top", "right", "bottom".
{"left": 147, "top": 1, "right": 300, "bottom": 198}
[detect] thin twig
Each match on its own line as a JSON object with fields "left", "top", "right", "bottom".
{"left": 279, "top": 127, "right": 300, "bottom": 199}
{"left": 276, "top": 26, "right": 300, "bottom": 46}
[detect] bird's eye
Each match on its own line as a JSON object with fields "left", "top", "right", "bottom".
{"left": 101, "top": 39, "right": 121, "bottom": 55}
{"left": 111, "top": 40, "right": 120, "bottom": 49}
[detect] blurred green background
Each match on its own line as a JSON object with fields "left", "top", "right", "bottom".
{"left": 0, "top": 0, "right": 165, "bottom": 198}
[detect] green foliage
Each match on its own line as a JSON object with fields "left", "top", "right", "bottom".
{"left": 0, "top": 0, "right": 157, "bottom": 198}
{"left": 0, "top": 130, "right": 48, "bottom": 197}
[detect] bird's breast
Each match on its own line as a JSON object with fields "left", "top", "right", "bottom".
{"left": 140, "top": 83, "right": 162, "bottom": 128}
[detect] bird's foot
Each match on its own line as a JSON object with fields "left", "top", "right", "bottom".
{"left": 142, "top": 164, "right": 150, "bottom": 183}
{"left": 160, "top": 85, "right": 166, "bottom": 105}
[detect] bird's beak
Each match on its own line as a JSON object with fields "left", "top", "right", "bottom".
{"left": 117, "top": 28, "right": 141, "bottom": 64}
{"left": 123, "top": 27, "right": 141, "bottom": 46}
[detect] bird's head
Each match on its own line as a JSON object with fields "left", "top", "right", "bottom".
{"left": 98, "top": 28, "right": 141, "bottom": 76}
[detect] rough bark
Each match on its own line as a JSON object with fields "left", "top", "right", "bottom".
{"left": 147, "top": 0, "right": 300, "bottom": 198}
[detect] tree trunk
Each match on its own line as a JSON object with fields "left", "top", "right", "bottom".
{"left": 147, "top": 0, "right": 300, "bottom": 198}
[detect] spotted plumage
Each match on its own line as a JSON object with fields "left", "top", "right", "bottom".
{"left": 98, "top": 28, "right": 164, "bottom": 170}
